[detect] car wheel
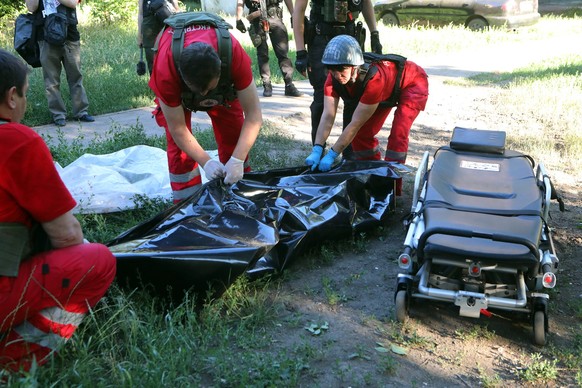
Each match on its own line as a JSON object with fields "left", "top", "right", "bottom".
{"left": 381, "top": 12, "right": 399, "bottom": 26}
{"left": 466, "top": 17, "right": 489, "bottom": 30}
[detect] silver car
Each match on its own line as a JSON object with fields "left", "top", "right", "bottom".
{"left": 374, "top": 0, "right": 540, "bottom": 30}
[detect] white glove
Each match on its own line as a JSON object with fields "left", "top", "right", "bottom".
{"left": 202, "top": 159, "right": 225, "bottom": 180}
{"left": 224, "top": 156, "right": 244, "bottom": 184}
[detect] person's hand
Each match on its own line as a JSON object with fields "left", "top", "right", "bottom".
{"left": 224, "top": 156, "right": 244, "bottom": 184}
{"left": 371, "top": 31, "right": 383, "bottom": 54}
{"left": 236, "top": 19, "right": 247, "bottom": 33}
{"left": 305, "top": 144, "right": 324, "bottom": 170}
{"left": 295, "top": 50, "right": 308, "bottom": 77}
{"left": 318, "top": 148, "right": 339, "bottom": 172}
{"left": 202, "top": 159, "right": 226, "bottom": 180}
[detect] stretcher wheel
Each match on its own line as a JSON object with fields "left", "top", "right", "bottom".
{"left": 395, "top": 290, "right": 409, "bottom": 323}
{"left": 533, "top": 310, "right": 547, "bottom": 346}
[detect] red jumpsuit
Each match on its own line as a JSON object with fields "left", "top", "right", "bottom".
{"left": 149, "top": 25, "right": 254, "bottom": 202}
{"left": 0, "top": 121, "right": 116, "bottom": 372}
{"left": 324, "top": 59, "right": 429, "bottom": 164}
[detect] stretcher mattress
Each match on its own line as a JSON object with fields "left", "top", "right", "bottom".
{"left": 420, "top": 147, "right": 543, "bottom": 268}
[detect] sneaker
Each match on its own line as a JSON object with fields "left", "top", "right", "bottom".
{"left": 78, "top": 114, "right": 95, "bottom": 122}
{"left": 54, "top": 118, "right": 66, "bottom": 127}
{"left": 263, "top": 83, "right": 272, "bottom": 97}
{"left": 285, "top": 83, "right": 303, "bottom": 97}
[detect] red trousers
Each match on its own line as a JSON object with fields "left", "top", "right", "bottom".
{"left": 154, "top": 102, "right": 251, "bottom": 203}
{"left": 0, "top": 243, "right": 116, "bottom": 372}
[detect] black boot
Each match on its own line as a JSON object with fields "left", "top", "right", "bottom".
{"left": 263, "top": 82, "right": 273, "bottom": 97}
{"left": 285, "top": 83, "right": 303, "bottom": 97}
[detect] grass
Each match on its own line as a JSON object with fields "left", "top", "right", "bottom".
{"left": 0, "top": 7, "right": 581, "bottom": 387}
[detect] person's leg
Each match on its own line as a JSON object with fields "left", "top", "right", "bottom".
{"left": 39, "top": 41, "right": 67, "bottom": 122}
{"left": 255, "top": 30, "right": 271, "bottom": 86}
{"left": 141, "top": 15, "right": 163, "bottom": 74}
{"left": 307, "top": 35, "right": 329, "bottom": 144}
{"left": 62, "top": 40, "right": 90, "bottom": 119}
{"left": 0, "top": 243, "right": 115, "bottom": 372}
{"left": 153, "top": 107, "right": 202, "bottom": 202}
{"left": 384, "top": 103, "right": 421, "bottom": 164}
{"left": 268, "top": 17, "right": 293, "bottom": 85}
{"left": 350, "top": 110, "right": 389, "bottom": 161}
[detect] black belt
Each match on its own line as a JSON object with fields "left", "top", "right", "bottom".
{"left": 315, "top": 21, "right": 356, "bottom": 37}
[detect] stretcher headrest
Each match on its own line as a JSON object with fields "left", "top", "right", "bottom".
{"left": 450, "top": 127, "right": 506, "bottom": 154}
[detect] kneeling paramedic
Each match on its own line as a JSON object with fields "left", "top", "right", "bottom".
{"left": 305, "top": 35, "right": 429, "bottom": 195}
{"left": 149, "top": 12, "right": 263, "bottom": 202}
{"left": 0, "top": 49, "right": 116, "bottom": 372}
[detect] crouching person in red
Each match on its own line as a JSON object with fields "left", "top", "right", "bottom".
{"left": 305, "top": 35, "right": 429, "bottom": 195}
{"left": 0, "top": 49, "right": 116, "bottom": 372}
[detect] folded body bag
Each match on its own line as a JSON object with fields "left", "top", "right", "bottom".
{"left": 14, "top": 13, "right": 41, "bottom": 68}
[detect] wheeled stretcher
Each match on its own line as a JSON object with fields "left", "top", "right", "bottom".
{"left": 395, "top": 127, "right": 564, "bottom": 345}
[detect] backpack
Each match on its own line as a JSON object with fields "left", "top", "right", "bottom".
{"left": 156, "top": 12, "right": 236, "bottom": 112}
{"left": 332, "top": 53, "right": 407, "bottom": 108}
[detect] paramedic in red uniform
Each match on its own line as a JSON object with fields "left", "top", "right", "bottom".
{"left": 305, "top": 35, "right": 429, "bottom": 195}
{"left": 0, "top": 49, "right": 116, "bottom": 372}
{"left": 149, "top": 15, "right": 263, "bottom": 202}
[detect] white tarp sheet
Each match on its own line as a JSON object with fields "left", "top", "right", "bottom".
{"left": 57, "top": 145, "right": 172, "bottom": 214}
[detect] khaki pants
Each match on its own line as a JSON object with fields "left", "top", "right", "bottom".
{"left": 39, "top": 39, "right": 90, "bottom": 121}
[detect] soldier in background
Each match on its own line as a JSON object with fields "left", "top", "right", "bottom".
{"left": 236, "top": 0, "right": 303, "bottom": 97}
{"left": 137, "top": 0, "right": 180, "bottom": 74}
{"left": 292, "top": 0, "right": 383, "bottom": 145}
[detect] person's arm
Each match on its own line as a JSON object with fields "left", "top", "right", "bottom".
{"left": 170, "top": 0, "right": 179, "bottom": 11}
{"left": 331, "top": 101, "right": 378, "bottom": 153}
{"left": 25, "top": 0, "right": 39, "bottom": 12}
{"left": 57, "top": 0, "right": 79, "bottom": 8}
{"left": 283, "top": 0, "right": 293, "bottom": 16}
{"left": 362, "top": 0, "right": 378, "bottom": 33}
{"left": 313, "top": 94, "right": 340, "bottom": 146}
{"left": 292, "top": 0, "right": 308, "bottom": 51}
{"left": 235, "top": 0, "right": 248, "bottom": 32}
{"left": 137, "top": 0, "right": 144, "bottom": 46}
{"left": 159, "top": 100, "right": 215, "bottom": 167}
{"left": 236, "top": 0, "right": 244, "bottom": 20}
{"left": 42, "top": 210, "right": 84, "bottom": 248}
{"left": 231, "top": 82, "right": 262, "bottom": 160}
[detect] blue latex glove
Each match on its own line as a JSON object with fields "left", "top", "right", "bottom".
{"left": 305, "top": 144, "right": 324, "bottom": 170}
{"left": 318, "top": 148, "right": 339, "bottom": 172}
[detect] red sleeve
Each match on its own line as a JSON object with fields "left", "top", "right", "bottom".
{"left": 148, "top": 28, "right": 182, "bottom": 107}
{"left": 230, "top": 35, "right": 253, "bottom": 91}
{"left": 2, "top": 125, "right": 76, "bottom": 224}
{"left": 323, "top": 73, "right": 338, "bottom": 98}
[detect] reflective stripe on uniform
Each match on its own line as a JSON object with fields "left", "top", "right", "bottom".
{"left": 13, "top": 321, "right": 66, "bottom": 351}
{"left": 352, "top": 147, "right": 380, "bottom": 160}
{"left": 385, "top": 150, "right": 407, "bottom": 162}
{"left": 169, "top": 168, "right": 201, "bottom": 184}
{"left": 172, "top": 185, "right": 200, "bottom": 201}
{"left": 39, "top": 307, "right": 85, "bottom": 327}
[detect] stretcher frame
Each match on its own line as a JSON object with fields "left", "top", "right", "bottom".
{"left": 395, "top": 128, "right": 561, "bottom": 346}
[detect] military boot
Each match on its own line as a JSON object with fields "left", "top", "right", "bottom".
{"left": 263, "top": 82, "right": 273, "bottom": 97}
{"left": 284, "top": 83, "right": 303, "bottom": 97}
